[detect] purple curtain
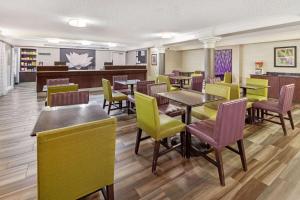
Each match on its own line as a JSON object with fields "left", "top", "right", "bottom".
{"left": 215, "top": 49, "right": 232, "bottom": 75}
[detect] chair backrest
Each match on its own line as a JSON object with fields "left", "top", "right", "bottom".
{"left": 37, "top": 118, "right": 116, "bottom": 200}
{"left": 147, "top": 83, "right": 169, "bottom": 105}
{"left": 102, "top": 79, "right": 113, "bottom": 102}
{"left": 113, "top": 75, "right": 128, "bottom": 90}
{"left": 49, "top": 91, "right": 89, "bottom": 107}
{"left": 205, "top": 83, "right": 231, "bottom": 100}
{"left": 172, "top": 70, "right": 180, "bottom": 76}
{"left": 216, "top": 82, "right": 240, "bottom": 100}
{"left": 223, "top": 72, "right": 232, "bottom": 83}
{"left": 136, "top": 80, "right": 155, "bottom": 94}
{"left": 246, "top": 78, "right": 268, "bottom": 97}
{"left": 214, "top": 98, "right": 247, "bottom": 147}
{"left": 47, "top": 78, "right": 69, "bottom": 86}
{"left": 47, "top": 84, "right": 78, "bottom": 106}
{"left": 135, "top": 92, "right": 160, "bottom": 139}
{"left": 279, "top": 84, "right": 295, "bottom": 113}
{"left": 156, "top": 75, "right": 172, "bottom": 91}
{"left": 191, "top": 75, "right": 204, "bottom": 92}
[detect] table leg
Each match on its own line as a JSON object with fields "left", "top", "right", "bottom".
{"left": 242, "top": 88, "right": 247, "bottom": 97}
{"left": 186, "top": 105, "right": 192, "bottom": 125}
{"left": 130, "top": 84, "right": 134, "bottom": 95}
{"left": 180, "top": 80, "right": 184, "bottom": 88}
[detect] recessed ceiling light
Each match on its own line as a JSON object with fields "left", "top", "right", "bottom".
{"left": 80, "top": 40, "right": 92, "bottom": 45}
{"left": 106, "top": 42, "right": 117, "bottom": 47}
{"left": 68, "top": 19, "right": 87, "bottom": 27}
{"left": 159, "top": 32, "right": 176, "bottom": 39}
{"left": 47, "top": 38, "right": 61, "bottom": 44}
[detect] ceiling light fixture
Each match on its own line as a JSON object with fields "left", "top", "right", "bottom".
{"left": 106, "top": 42, "right": 117, "bottom": 47}
{"left": 80, "top": 40, "right": 92, "bottom": 45}
{"left": 159, "top": 32, "right": 176, "bottom": 39}
{"left": 68, "top": 19, "right": 88, "bottom": 27}
{"left": 47, "top": 38, "right": 61, "bottom": 44}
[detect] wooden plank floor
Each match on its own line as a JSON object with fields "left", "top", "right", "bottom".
{"left": 0, "top": 83, "right": 300, "bottom": 200}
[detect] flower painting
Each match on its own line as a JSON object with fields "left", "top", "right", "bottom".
{"left": 274, "top": 46, "right": 297, "bottom": 67}
{"left": 60, "top": 48, "right": 96, "bottom": 70}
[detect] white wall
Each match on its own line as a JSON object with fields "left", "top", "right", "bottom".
{"left": 181, "top": 49, "right": 205, "bottom": 72}
{"left": 242, "top": 39, "right": 300, "bottom": 79}
{"left": 165, "top": 50, "right": 182, "bottom": 73}
{"left": 37, "top": 47, "right": 60, "bottom": 66}
{"left": 126, "top": 50, "right": 136, "bottom": 65}
{"left": 112, "top": 51, "right": 126, "bottom": 65}
{"left": 96, "top": 50, "right": 112, "bottom": 69}
{"left": 0, "top": 41, "right": 13, "bottom": 96}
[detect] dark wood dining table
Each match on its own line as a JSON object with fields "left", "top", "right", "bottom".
{"left": 240, "top": 84, "right": 270, "bottom": 97}
{"left": 158, "top": 90, "right": 224, "bottom": 156}
{"left": 114, "top": 79, "right": 140, "bottom": 95}
{"left": 31, "top": 103, "right": 109, "bottom": 136}
{"left": 157, "top": 90, "right": 224, "bottom": 124}
{"left": 170, "top": 76, "right": 192, "bottom": 88}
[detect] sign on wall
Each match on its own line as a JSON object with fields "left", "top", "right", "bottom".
{"left": 60, "top": 48, "right": 96, "bottom": 70}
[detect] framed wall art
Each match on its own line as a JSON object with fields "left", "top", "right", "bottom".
{"left": 274, "top": 46, "right": 297, "bottom": 67}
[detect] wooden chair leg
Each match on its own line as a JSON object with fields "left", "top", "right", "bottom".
{"left": 135, "top": 128, "right": 142, "bottom": 154}
{"left": 287, "top": 110, "right": 294, "bottom": 129}
{"left": 106, "top": 184, "right": 114, "bottom": 200}
{"left": 180, "top": 131, "right": 185, "bottom": 157}
{"left": 214, "top": 148, "right": 225, "bottom": 186}
{"left": 108, "top": 102, "right": 112, "bottom": 115}
{"left": 247, "top": 108, "right": 252, "bottom": 124}
{"left": 181, "top": 114, "right": 185, "bottom": 123}
{"left": 251, "top": 107, "right": 256, "bottom": 124}
{"left": 119, "top": 101, "right": 122, "bottom": 109}
{"left": 279, "top": 114, "right": 287, "bottom": 136}
{"left": 237, "top": 139, "right": 247, "bottom": 171}
{"left": 261, "top": 109, "right": 265, "bottom": 122}
{"left": 103, "top": 99, "right": 106, "bottom": 109}
{"left": 152, "top": 141, "right": 160, "bottom": 174}
{"left": 186, "top": 132, "right": 191, "bottom": 159}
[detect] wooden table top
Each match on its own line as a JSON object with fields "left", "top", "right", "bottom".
{"left": 115, "top": 79, "right": 140, "bottom": 85}
{"left": 169, "top": 76, "right": 192, "bottom": 80}
{"left": 31, "top": 103, "right": 109, "bottom": 136}
{"left": 240, "top": 84, "right": 270, "bottom": 90}
{"left": 158, "top": 90, "right": 224, "bottom": 107}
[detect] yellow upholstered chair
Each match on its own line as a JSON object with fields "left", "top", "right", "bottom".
{"left": 102, "top": 79, "right": 128, "bottom": 115}
{"left": 47, "top": 84, "right": 78, "bottom": 106}
{"left": 134, "top": 92, "right": 185, "bottom": 173}
{"left": 223, "top": 72, "right": 232, "bottom": 83}
{"left": 37, "top": 118, "right": 117, "bottom": 200}
{"left": 192, "top": 84, "right": 231, "bottom": 120}
{"left": 156, "top": 75, "right": 179, "bottom": 92}
{"left": 246, "top": 78, "right": 268, "bottom": 102}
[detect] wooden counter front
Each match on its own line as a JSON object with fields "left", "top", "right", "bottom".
{"left": 251, "top": 74, "right": 300, "bottom": 102}
{"left": 36, "top": 69, "right": 147, "bottom": 92}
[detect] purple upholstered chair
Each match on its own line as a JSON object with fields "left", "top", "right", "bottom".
{"left": 113, "top": 75, "right": 129, "bottom": 94}
{"left": 47, "top": 78, "right": 69, "bottom": 86}
{"left": 127, "top": 80, "right": 155, "bottom": 114}
{"left": 252, "top": 84, "right": 295, "bottom": 136}
{"left": 49, "top": 91, "right": 89, "bottom": 107}
{"left": 172, "top": 70, "right": 181, "bottom": 76}
{"left": 186, "top": 98, "right": 248, "bottom": 186}
{"left": 191, "top": 75, "right": 204, "bottom": 92}
{"left": 147, "top": 83, "right": 185, "bottom": 121}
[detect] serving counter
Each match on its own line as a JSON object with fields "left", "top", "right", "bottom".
{"left": 36, "top": 69, "right": 147, "bottom": 92}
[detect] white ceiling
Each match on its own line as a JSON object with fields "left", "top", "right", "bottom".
{"left": 1, "top": 0, "right": 300, "bottom": 50}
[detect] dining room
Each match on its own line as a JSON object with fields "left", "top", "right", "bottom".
{"left": 1, "top": 1, "right": 300, "bottom": 200}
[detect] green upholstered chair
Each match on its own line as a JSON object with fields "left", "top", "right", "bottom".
{"left": 134, "top": 92, "right": 185, "bottom": 173}
{"left": 156, "top": 75, "right": 179, "bottom": 92}
{"left": 192, "top": 84, "right": 231, "bottom": 120}
{"left": 246, "top": 78, "right": 268, "bottom": 102}
{"left": 47, "top": 84, "right": 78, "bottom": 106}
{"left": 102, "top": 79, "right": 128, "bottom": 115}
{"left": 223, "top": 72, "right": 232, "bottom": 83}
{"left": 37, "top": 117, "right": 117, "bottom": 200}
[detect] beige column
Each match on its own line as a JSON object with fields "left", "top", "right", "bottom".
{"left": 199, "top": 37, "right": 221, "bottom": 81}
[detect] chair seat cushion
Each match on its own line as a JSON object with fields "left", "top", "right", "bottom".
{"left": 204, "top": 100, "right": 227, "bottom": 110}
{"left": 187, "top": 120, "right": 217, "bottom": 147}
{"left": 127, "top": 94, "right": 135, "bottom": 103}
{"left": 170, "top": 86, "right": 180, "bottom": 91}
{"left": 157, "top": 114, "right": 185, "bottom": 140}
{"left": 112, "top": 91, "right": 128, "bottom": 101}
{"left": 246, "top": 94, "right": 267, "bottom": 102}
{"left": 192, "top": 106, "right": 217, "bottom": 120}
{"left": 159, "top": 104, "right": 185, "bottom": 117}
{"left": 253, "top": 100, "right": 281, "bottom": 113}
